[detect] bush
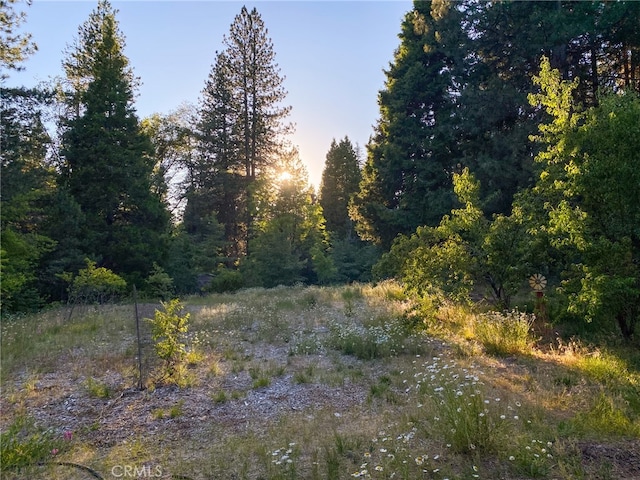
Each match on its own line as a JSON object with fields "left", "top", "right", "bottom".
{"left": 69, "top": 259, "right": 127, "bottom": 304}
{"left": 0, "top": 415, "right": 66, "bottom": 470}
{"left": 147, "top": 299, "right": 190, "bottom": 385}
{"left": 208, "top": 265, "right": 244, "bottom": 293}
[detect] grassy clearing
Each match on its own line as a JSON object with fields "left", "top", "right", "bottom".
{"left": 1, "top": 282, "right": 639, "bottom": 479}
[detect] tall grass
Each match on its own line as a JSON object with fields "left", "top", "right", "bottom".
{"left": 474, "top": 309, "right": 536, "bottom": 356}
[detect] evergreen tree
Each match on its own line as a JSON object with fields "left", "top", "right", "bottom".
{"left": 187, "top": 6, "right": 291, "bottom": 260}
{"left": 60, "top": 2, "right": 169, "bottom": 286}
{"left": 190, "top": 50, "right": 245, "bottom": 258}
{"left": 319, "top": 137, "right": 361, "bottom": 239}
{"left": 0, "top": 0, "right": 37, "bottom": 78}
{"left": 350, "top": 0, "right": 462, "bottom": 249}
{"left": 242, "top": 149, "right": 333, "bottom": 287}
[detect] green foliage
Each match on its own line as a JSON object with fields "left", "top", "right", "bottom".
{"left": 243, "top": 151, "right": 333, "bottom": 287}
{"left": 350, "top": 1, "right": 461, "bottom": 248}
{"left": 208, "top": 264, "right": 244, "bottom": 293}
{"left": 68, "top": 259, "right": 127, "bottom": 304}
{"left": 147, "top": 298, "right": 190, "bottom": 384}
{"left": 188, "top": 5, "right": 292, "bottom": 258}
{"left": 0, "top": 0, "right": 37, "bottom": 76}
{"left": 319, "top": 137, "right": 362, "bottom": 239}
{"left": 434, "top": 383, "right": 508, "bottom": 454}
{"left": 329, "top": 238, "right": 380, "bottom": 284}
{"left": 529, "top": 57, "right": 640, "bottom": 338}
{"left": 84, "top": 376, "right": 111, "bottom": 398}
{"left": 60, "top": 1, "right": 170, "bottom": 286}
{"left": 144, "top": 262, "right": 174, "bottom": 300}
{"left": 383, "top": 169, "right": 486, "bottom": 305}
{"left": 0, "top": 415, "right": 66, "bottom": 470}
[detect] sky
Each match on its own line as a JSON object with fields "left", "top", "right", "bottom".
{"left": 6, "top": 0, "right": 413, "bottom": 189}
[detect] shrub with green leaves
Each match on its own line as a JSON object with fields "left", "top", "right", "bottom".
{"left": 68, "top": 259, "right": 127, "bottom": 304}
{"left": 147, "top": 298, "right": 190, "bottom": 384}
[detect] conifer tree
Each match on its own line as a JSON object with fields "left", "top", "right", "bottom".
{"left": 350, "top": 0, "right": 462, "bottom": 248}
{"left": 0, "top": 0, "right": 37, "bottom": 78}
{"left": 242, "top": 149, "right": 333, "bottom": 287}
{"left": 60, "top": 2, "right": 169, "bottom": 285}
{"left": 189, "top": 6, "right": 291, "bottom": 257}
{"left": 319, "top": 137, "right": 361, "bottom": 239}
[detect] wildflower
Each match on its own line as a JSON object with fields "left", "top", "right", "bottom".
{"left": 509, "top": 456, "right": 515, "bottom": 461}
{"left": 415, "top": 456, "right": 424, "bottom": 465}
{"left": 63, "top": 431, "right": 73, "bottom": 441}
{"left": 375, "top": 465, "right": 383, "bottom": 472}
{"left": 51, "top": 449, "right": 59, "bottom": 456}
{"left": 500, "top": 415, "right": 506, "bottom": 419}
{"left": 364, "top": 452, "right": 371, "bottom": 458}
{"left": 380, "top": 448, "right": 387, "bottom": 453}
{"left": 514, "top": 415, "right": 519, "bottom": 420}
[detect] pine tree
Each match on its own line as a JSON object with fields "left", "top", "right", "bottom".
{"left": 350, "top": 0, "right": 462, "bottom": 249}
{"left": 190, "top": 50, "right": 245, "bottom": 258}
{"left": 0, "top": 0, "right": 37, "bottom": 78}
{"left": 319, "top": 137, "right": 361, "bottom": 240}
{"left": 188, "top": 6, "right": 291, "bottom": 259}
{"left": 242, "top": 149, "right": 333, "bottom": 286}
{"left": 60, "top": 2, "right": 169, "bottom": 286}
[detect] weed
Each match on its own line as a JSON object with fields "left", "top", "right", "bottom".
{"left": 84, "top": 377, "right": 111, "bottom": 399}
{"left": 0, "top": 415, "right": 67, "bottom": 470}
{"left": 169, "top": 400, "right": 184, "bottom": 418}
{"left": 253, "top": 376, "right": 271, "bottom": 389}
{"left": 474, "top": 309, "right": 535, "bottom": 356}
{"left": 212, "top": 390, "right": 228, "bottom": 404}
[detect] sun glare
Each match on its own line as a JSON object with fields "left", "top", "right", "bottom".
{"left": 278, "top": 171, "right": 292, "bottom": 182}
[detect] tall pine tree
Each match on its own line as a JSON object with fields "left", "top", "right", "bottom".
{"left": 189, "top": 6, "right": 292, "bottom": 258}
{"left": 319, "top": 137, "right": 361, "bottom": 240}
{"left": 350, "top": 0, "right": 462, "bottom": 249}
{"left": 60, "top": 1, "right": 169, "bottom": 286}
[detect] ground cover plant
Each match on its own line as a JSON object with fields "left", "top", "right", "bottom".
{"left": 1, "top": 282, "right": 639, "bottom": 479}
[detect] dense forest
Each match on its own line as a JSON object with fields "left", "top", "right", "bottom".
{"left": 1, "top": 0, "right": 639, "bottom": 340}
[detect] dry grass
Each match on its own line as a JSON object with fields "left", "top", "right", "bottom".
{"left": 1, "top": 282, "right": 639, "bottom": 479}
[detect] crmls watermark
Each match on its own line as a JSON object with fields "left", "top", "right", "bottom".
{"left": 111, "top": 465, "right": 163, "bottom": 478}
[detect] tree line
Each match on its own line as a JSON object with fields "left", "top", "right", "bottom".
{"left": 1, "top": 0, "right": 638, "bottom": 339}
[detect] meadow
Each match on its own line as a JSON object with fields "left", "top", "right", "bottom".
{"left": 1, "top": 282, "right": 639, "bottom": 479}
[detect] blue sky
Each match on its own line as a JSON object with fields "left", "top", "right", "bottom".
{"left": 7, "top": 0, "right": 412, "bottom": 188}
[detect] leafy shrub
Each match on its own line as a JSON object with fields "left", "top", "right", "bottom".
{"left": 208, "top": 265, "right": 244, "bottom": 293}
{"left": 69, "top": 259, "right": 127, "bottom": 304}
